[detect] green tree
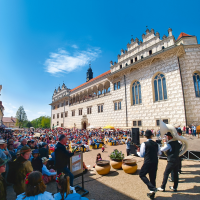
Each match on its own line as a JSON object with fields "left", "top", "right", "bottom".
{"left": 31, "top": 116, "right": 50, "bottom": 128}
{"left": 23, "top": 121, "right": 32, "bottom": 128}
{"left": 16, "top": 106, "right": 28, "bottom": 128}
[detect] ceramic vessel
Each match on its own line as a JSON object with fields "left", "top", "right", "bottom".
{"left": 95, "top": 160, "right": 111, "bottom": 175}
{"left": 110, "top": 159, "right": 122, "bottom": 169}
{"left": 122, "top": 159, "right": 137, "bottom": 174}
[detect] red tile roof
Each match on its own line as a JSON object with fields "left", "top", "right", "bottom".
{"left": 70, "top": 70, "right": 111, "bottom": 92}
{"left": 177, "top": 32, "right": 192, "bottom": 41}
{"left": 3, "top": 117, "right": 17, "bottom": 123}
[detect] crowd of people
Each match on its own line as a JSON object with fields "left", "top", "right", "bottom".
{"left": 0, "top": 127, "right": 130, "bottom": 200}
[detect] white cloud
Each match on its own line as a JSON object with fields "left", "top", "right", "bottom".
{"left": 44, "top": 47, "right": 101, "bottom": 75}
{"left": 38, "top": 111, "right": 46, "bottom": 115}
{"left": 71, "top": 44, "right": 78, "bottom": 49}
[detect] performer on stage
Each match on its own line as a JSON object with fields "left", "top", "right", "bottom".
{"left": 157, "top": 132, "right": 181, "bottom": 192}
{"left": 137, "top": 130, "right": 161, "bottom": 199}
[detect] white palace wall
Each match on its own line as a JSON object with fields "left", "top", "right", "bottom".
{"left": 179, "top": 45, "right": 200, "bottom": 126}
{"left": 52, "top": 55, "right": 187, "bottom": 130}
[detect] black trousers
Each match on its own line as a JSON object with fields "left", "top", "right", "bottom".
{"left": 126, "top": 149, "right": 131, "bottom": 156}
{"left": 161, "top": 161, "right": 179, "bottom": 189}
{"left": 139, "top": 162, "right": 158, "bottom": 191}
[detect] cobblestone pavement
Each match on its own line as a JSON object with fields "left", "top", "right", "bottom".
{"left": 7, "top": 137, "right": 200, "bottom": 200}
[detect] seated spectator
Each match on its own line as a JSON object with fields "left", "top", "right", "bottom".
{"left": 54, "top": 173, "right": 88, "bottom": 200}
{"left": 31, "top": 149, "right": 43, "bottom": 173}
{"left": 16, "top": 171, "right": 54, "bottom": 200}
{"left": 41, "top": 157, "right": 57, "bottom": 184}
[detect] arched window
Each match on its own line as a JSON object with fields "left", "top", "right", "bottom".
{"left": 132, "top": 81, "right": 142, "bottom": 105}
{"left": 193, "top": 73, "right": 200, "bottom": 97}
{"left": 153, "top": 73, "right": 167, "bottom": 101}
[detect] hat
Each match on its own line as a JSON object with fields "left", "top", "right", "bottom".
{"left": 20, "top": 146, "right": 32, "bottom": 154}
{"left": 41, "top": 157, "right": 49, "bottom": 163}
{"left": 144, "top": 130, "right": 153, "bottom": 137}
{"left": 177, "top": 129, "right": 182, "bottom": 135}
{"left": 0, "top": 158, "right": 9, "bottom": 167}
{"left": 165, "top": 132, "right": 173, "bottom": 137}
{"left": 32, "top": 149, "right": 39, "bottom": 154}
{"left": 42, "top": 142, "right": 47, "bottom": 147}
{"left": 0, "top": 140, "right": 6, "bottom": 144}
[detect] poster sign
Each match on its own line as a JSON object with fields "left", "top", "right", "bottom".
{"left": 70, "top": 152, "right": 83, "bottom": 176}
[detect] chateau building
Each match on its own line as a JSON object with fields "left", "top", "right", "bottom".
{"left": 3, "top": 116, "right": 17, "bottom": 128}
{"left": 0, "top": 85, "right": 4, "bottom": 126}
{"left": 50, "top": 28, "right": 200, "bottom": 130}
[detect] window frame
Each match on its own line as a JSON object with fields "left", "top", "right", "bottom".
{"left": 98, "top": 104, "right": 103, "bottom": 113}
{"left": 61, "top": 113, "right": 63, "bottom": 118}
{"left": 57, "top": 113, "right": 59, "bottom": 118}
{"left": 156, "top": 119, "right": 169, "bottom": 126}
{"left": 79, "top": 109, "right": 83, "bottom": 116}
{"left": 193, "top": 72, "right": 200, "bottom": 97}
{"left": 131, "top": 81, "right": 142, "bottom": 106}
{"left": 53, "top": 114, "right": 55, "bottom": 119}
{"left": 133, "top": 120, "right": 142, "bottom": 127}
{"left": 153, "top": 73, "right": 168, "bottom": 102}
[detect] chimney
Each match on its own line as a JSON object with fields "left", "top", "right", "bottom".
{"left": 168, "top": 28, "right": 172, "bottom": 37}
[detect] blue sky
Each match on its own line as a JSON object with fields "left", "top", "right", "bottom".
{"left": 0, "top": 0, "right": 200, "bottom": 120}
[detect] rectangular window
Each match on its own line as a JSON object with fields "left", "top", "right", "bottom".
{"left": 72, "top": 110, "right": 75, "bottom": 116}
{"left": 162, "top": 46, "right": 165, "bottom": 50}
{"left": 114, "top": 102, "right": 117, "bottom": 110}
{"left": 138, "top": 120, "right": 142, "bottom": 126}
{"left": 57, "top": 104, "right": 59, "bottom": 108}
{"left": 114, "top": 83, "right": 117, "bottom": 90}
{"left": 87, "top": 107, "right": 92, "bottom": 114}
{"left": 65, "top": 112, "right": 68, "bottom": 117}
{"left": 61, "top": 113, "right": 63, "bottom": 118}
{"left": 118, "top": 101, "right": 121, "bottom": 110}
{"left": 120, "top": 65, "right": 122, "bottom": 69}
{"left": 135, "top": 57, "right": 137, "bottom": 62}
{"left": 141, "top": 55, "right": 143, "bottom": 59}
{"left": 53, "top": 114, "right": 55, "bottom": 119}
{"left": 101, "top": 105, "right": 103, "bottom": 112}
{"left": 61, "top": 123, "right": 63, "bottom": 127}
{"left": 53, "top": 106, "right": 55, "bottom": 110}
{"left": 57, "top": 121, "right": 59, "bottom": 125}
{"left": 131, "top": 59, "right": 133, "bottom": 64}
{"left": 61, "top": 103, "right": 64, "bottom": 107}
{"left": 57, "top": 113, "right": 59, "bottom": 118}
{"left": 79, "top": 109, "right": 82, "bottom": 116}
{"left": 117, "top": 81, "right": 120, "bottom": 89}
{"left": 98, "top": 105, "right": 103, "bottom": 113}
{"left": 133, "top": 121, "right": 137, "bottom": 126}
{"left": 149, "top": 50, "right": 152, "bottom": 55}
{"left": 163, "top": 119, "right": 168, "bottom": 124}
{"left": 156, "top": 120, "right": 160, "bottom": 126}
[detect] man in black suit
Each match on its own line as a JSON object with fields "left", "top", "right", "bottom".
{"left": 39, "top": 142, "right": 49, "bottom": 159}
{"left": 55, "top": 134, "right": 74, "bottom": 186}
{"left": 137, "top": 130, "right": 161, "bottom": 199}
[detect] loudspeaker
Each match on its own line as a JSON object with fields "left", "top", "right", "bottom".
{"left": 131, "top": 128, "right": 140, "bottom": 145}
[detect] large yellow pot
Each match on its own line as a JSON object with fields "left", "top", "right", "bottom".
{"left": 110, "top": 159, "right": 122, "bottom": 169}
{"left": 122, "top": 159, "right": 137, "bottom": 174}
{"left": 95, "top": 160, "right": 111, "bottom": 175}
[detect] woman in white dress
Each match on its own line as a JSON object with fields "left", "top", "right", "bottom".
{"left": 54, "top": 173, "right": 88, "bottom": 200}
{"left": 16, "top": 171, "right": 54, "bottom": 200}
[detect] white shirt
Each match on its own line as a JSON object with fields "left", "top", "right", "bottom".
{"left": 42, "top": 165, "right": 57, "bottom": 176}
{"left": 16, "top": 191, "right": 54, "bottom": 200}
{"left": 137, "top": 139, "right": 162, "bottom": 157}
{"left": 160, "top": 143, "right": 172, "bottom": 152}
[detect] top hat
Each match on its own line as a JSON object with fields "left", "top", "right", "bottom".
{"left": 144, "top": 130, "right": 153, "bottom": 137}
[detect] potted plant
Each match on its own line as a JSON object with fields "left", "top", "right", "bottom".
{"left": 109, "top": 149, "right": 124, "bottom": 169}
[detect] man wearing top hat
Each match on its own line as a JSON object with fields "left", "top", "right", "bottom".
{"left": 137, "top": 130, "right": 161, "bottom": 199}
{"left": 157, "top": 132, "right": 181, "bottom": 192}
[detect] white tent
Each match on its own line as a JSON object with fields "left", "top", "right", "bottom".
{"left": 87, "top": 125, "right": 96, "bottom": 129}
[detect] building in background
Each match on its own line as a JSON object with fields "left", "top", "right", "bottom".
{"left": 3, "top": 116, "right": 17, "bottom": 128}
{"left": 50, "top": 28, "right": 200, "bottom": 130}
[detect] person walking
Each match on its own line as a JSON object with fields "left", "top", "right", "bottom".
{"left": 55, "top": 134, "right": 74, "bottom": 186}
{"left": 157, "top": 132, "right": 181, "bottom": 192}
{"left": 137, "top": 130, "right": 161, "bottom": 199}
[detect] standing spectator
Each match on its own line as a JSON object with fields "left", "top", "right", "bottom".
{"left": 0, "top": 158, "right": 9, "bottom": 200}
{"left": 31, "top": 149, "right": 43, "bottom": 173}
{"left": 16, "top": 171, "right": 54, "bottom": 200}
{"left": 192, "top": 125, "right": 196, "bottom": 137}
{"left": 0, "top": 140, "right": 7, "bottom": 160}
{"left": 55, "top": 134, "right": 74, "bottom": 186}
{"left": 125, "top": 137, "right": 131, "bottom": 156}
{"left": 186, "top": 126, "right": 189, "bottom": 136}
{"left": 13, "top": 146, "right": 33, "bottom": 195}
{"left": 39, "top": 142, "right": 49, "bottom": 158}
{"left": 17, "top": 139, "right": 28, "bottom": 151}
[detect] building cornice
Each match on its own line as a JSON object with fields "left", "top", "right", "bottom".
{"left": 108, "top": 45, "right": 185, "bottom": 81}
